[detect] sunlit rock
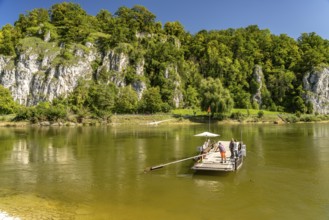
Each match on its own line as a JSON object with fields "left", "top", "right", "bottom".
{"left": 303, "top": 67, "right": 329, "bottom": 114}
{"left": 251, "top": 65, "right": 264, "bottom": 107}
{"left": 0, "top": 39, "right": 183, "bottom": 108}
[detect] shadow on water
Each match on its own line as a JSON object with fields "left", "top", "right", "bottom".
{"left": 192, "top": 170, "right": 233, "bottom": 177}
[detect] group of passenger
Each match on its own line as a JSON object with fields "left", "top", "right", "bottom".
{"left": 199, "top": 138, "right": 243, "bottom": 163}
{"left": 216, "top": 138, "right": 242, "bottom": 163}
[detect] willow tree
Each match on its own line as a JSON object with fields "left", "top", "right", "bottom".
{"left": 199, "top": 77, "right": 233, "bottom": 115}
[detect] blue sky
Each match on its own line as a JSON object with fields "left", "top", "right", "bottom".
{"left": 0, "top": 0, "right": 329, "bottom": 39}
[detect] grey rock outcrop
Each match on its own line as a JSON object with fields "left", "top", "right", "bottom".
{"left": 0, "top": 38, "right": 150, "bottom": 106}
{"left": 96, "top": 50, "right": 129, "bottom": 87}
{"left": 251, "top": 65, "right": 264, "bottom": 107}
{"left": 165, "top": 64, "right": 183, "bottom": 108}
{"left": 132, "top": 59, "right": 147, "bottom": 100}
{"left": 303, "top": 67, "right": 329, "bottom": 114}
{"left": 0, "top": 36, "right": 185, "bottom": 108}
{"left": 0, "top": 42, "right": 95, "bottom": 106}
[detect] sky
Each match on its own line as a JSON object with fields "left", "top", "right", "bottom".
{"left": 0, "top": 0, "right": 329, "bottom": 40}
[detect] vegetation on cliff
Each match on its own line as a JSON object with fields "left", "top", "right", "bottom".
{"left": 1, "top": 2, "right": 329, "bottom": 123}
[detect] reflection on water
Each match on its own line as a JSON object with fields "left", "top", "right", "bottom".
{"left": 0, "top": 210, "right": 21, "bottom": 220}
{"left": 0, "top": 124, "right": 329, "bottom": 219}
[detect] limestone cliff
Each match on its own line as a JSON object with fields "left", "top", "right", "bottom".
{"left": 0, "top": 37, "right": 152, "bottom": 106}
{"left": 303, "top": 67, "right": 329, "bottom": 114}
{"left": 251, "top": 65, "right": 264, "bottom": 107}
{"left": 0, "top": 38, "right": 95, "bottom": 106}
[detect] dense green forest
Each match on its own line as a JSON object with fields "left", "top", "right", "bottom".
{"left": 0, "top": 3, "right": 329, "bottom": 122}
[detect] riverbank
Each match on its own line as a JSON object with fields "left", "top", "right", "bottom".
{"left": 110, "top": 114, "right": 285, "bottom": 125}
{"left": 1, "top": 112, "right": 328, "bottom": 127}
{"left": 0, "top": 121, "right": 30, "bottom": 127}
{"left": 0, "top": 113, "right": 284, "bottom": 127}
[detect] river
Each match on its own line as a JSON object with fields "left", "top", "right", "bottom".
{"left": 0, "top": 123, "right": 328, "bottom": 219}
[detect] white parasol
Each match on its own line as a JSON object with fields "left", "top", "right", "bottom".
{"left": 194, "top": 131, "right": 220, "bottom": 137}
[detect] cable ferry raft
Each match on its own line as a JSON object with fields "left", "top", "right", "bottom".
{"left": 192, "top": 139, "right": 246, "bottom": 172}
{"left": 145, "top": 132, "right": 246, "bottom": 173}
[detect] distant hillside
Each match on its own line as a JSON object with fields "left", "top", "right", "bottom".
{"left": 0, "top": 2, "right": 329, "bottom": 120}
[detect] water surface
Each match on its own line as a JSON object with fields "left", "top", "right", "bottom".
{"left": 0, "top": 123, "right": 329, "bottom": 219}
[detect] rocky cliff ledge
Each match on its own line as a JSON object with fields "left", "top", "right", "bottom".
{"left": 303, "top": 67, "right": 329, "bottom": 114}
{"left": 0, "top": 37, "right": 150, "bottom": 106}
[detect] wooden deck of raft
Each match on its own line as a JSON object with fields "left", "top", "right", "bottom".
{"left": 192, "top": 141, "right": 244, "bottom": 172}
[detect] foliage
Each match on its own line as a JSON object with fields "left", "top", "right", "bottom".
{"left": 257, "top": 110, "right": 264, "bottom": 118}
{"left": 2, "top": 3, "right": 329, "bottom": 118}
{"left": 13, "top": 106, "right": 35, "bottom": 121}
{"left": 230, "top": 111, "right": 243, "bottom": 120}
{"left": 199, "top": 77, "right": 233, "bottom": 115}
{"left": 184, "top": 85, "right": 199, "bottom": 109}
{"left": 86, "top": 83, "right": 116, "bottom": 118}
{"left": 14, "top": 101, "right": 67, "bottom": 122}
{"left": 115, "top": 86, "right": 138, "bottom": 113}
{"left": 0, "top": 24, "right": 17, "bottom": 55}
{"left": 138, "top": 87, "right": 163, "bottom": 113}
{"left": 35, "top": 101, "right": 67, "bottom": 121}
{"left": 0, "top": 85, "right": 19, "bottom": 114}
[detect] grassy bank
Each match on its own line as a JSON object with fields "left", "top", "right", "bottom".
{"left": 1, "top": 109, "right": 329, "bottom": 127}
{"left": 0, "top": 114, "right": 29, "bottom": 127}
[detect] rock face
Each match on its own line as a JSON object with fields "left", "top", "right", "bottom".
{"left": 96, "top": 50, "right": 129, "bottom": 87}
{"left": 0, "top": 39, "right": 146, "bottom": 106}
{"left": 0, "top": 53, "right": 96, "bottom": 106}
{"left": 165, "top": 65, "right": 183, "bottom": 108}
{"left": 0, "top": 37, "right": 184, "bottom": 107}
{"left": 0, "top": 45, "right": 95, "bottom": 106}
{"left": 132, "top": 59, "right": 147, "bottom": 100}
{"left": 303, "top": 67, "right": 329, "bottom": 114}
{"left": 251, "top": 65, "right": 264, "bottom": 107}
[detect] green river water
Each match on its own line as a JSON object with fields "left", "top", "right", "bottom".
{"left": 0, "top": 123, "right": 329, "bottom": 219}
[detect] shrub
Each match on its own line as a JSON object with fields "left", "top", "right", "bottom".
{"left": 46, "top": 104, "right": 67, "bottom": 121}
{"left": 215, "top": 113, "right": 227, "bottom": 121}
{"left": 0, "top": 85, "right": 19, "bottom": 114}
{"left": 257, "top": 111, "right": 264, "bottom": 118}
{"left": 295, "top": 111, "right": 301, "bottom": 118}
{"left": 13, "top": 107, "right": 35, "bottom": 121}
{"left": 230, "top": 111, "right": 243, "bottom": 120}
{"left": 161, "top": 102, "right": 172, "bottom": 113}
{"left": 285, "top": 115, "right": 299, "bottom": 123}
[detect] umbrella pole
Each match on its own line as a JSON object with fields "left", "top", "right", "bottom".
{"left": 208, "top": 112, "right": 210, "bottom": 131}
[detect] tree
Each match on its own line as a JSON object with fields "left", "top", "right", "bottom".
{"left": 164, "top": 21, "right": 185, "bottom": 39}
{"left": 138, "top": 87, "right": 163, "bottom": 113}
{"left": 0, "top": 24, "right": 16, "bottom": 55}
{"left": 115, "top": 86, "right": 138, "bottom": 113}
{"left": 68, "top": 80, "right": 91, "bottom": 113}
{"left": 32, "top": 101, "right": 67, "bottom": 122}
{"left": 266, "top": 69, "right": 295, "bottom": 104}
{"left": 50, "top": 2, "right": 94, "bottom": 43}
{"left": 292, "top": 96, "right": 307, "bottom": 113}
{"left": 199, "top": 77, "right": 233, "bottom": 115}
{"left": 184, "top": 85, "right": 199, "bottom": 109}
{"left": 115, "top": 5, "right": 157, "bottom": 34}
{"left": 271, "top": 34, "right": 301, "bottom": 69}
{"left": 0, "top": 86, "right": 18, "bottom": 114}
{"left": 96, "top": 9, "right": 113, "bottom": 33}
{"left": 87, "top": 83, "right": 117, "bottom": 117}
{"left": 14, "top": 8, "right": 49, "bottom": 37}
{"left": 233, "top": 89, "right": 251, "bottom": 109}
{"left": 297, "top": 32, "right": 329, "bottom": 72}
